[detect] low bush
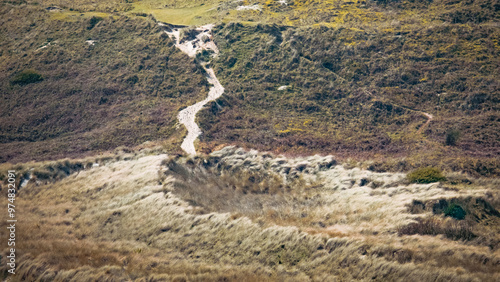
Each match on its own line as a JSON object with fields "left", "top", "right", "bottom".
{"left": 88, "top": 16, "right": 103, "bottom": 30}
{"left": 10, "top": 69, "right": 43, "bottom": 85}
{"left": 199, "top": 19, "right": 500, "bottom": 177}
{"left": 445, "top": 129, "right": 461, "bottom": 146}
{"left": 444, "top": 203, "right": 466, "bottom": 220}
{"left": 407, "top": 167, "right": 447, "bottom": 183}
{"left": 0, "top": 7, "right": 208, "bottom": 163}
{"left": 180, "top": 28, "right": 199, "bottom": 41}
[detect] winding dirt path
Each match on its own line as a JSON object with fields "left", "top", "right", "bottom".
{"left": 417, "top": 111, "right": 434, "bottom": 134}
{"left": 161, "top": 21, "right": 433, "bottom": 154}
{"left": 361, "top": 88, "right": 435, "bottom": 134}
{"left": 178, "top": 66, "right": 224, "bottom": 155}
{"left": 160, "top": 23, "right": 224, "bottom": 155}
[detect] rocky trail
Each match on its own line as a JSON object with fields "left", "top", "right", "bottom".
{"left": 160, "top": 23, "right": 224, "bottom": 155}
{"left": 417, "top": 111, "right": 434, "bottom": 134}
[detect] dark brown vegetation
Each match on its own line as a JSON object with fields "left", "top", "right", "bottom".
{"left": 402, "top": 196, "right": 500, "bottom": 250}
{"left": 0, "top": 0, "right": 498, "bottom": 179}
{"left": 407, "top": 166, "right": 447, "bottom": 183}
{"left": 0, "top": 4, "right": 207, "bottom": 163}
{"left": 162, "top": 154, "right": 310, "bottom": 218}
{"left": 0, "top": 1, "right": 499, "bottom": 281}
{"left": 9, "top": 69, "right": 44, "bottom": 85}
{"left": 197, "top": 6, "right": 499, "bottom": 175}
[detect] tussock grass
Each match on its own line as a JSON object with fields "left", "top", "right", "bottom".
{"left": 1, "top": 150, "right": 499, "bottom": 280}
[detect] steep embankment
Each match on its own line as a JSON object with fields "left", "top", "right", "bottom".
{"left": 160, "top": 23, "right": 224, "bottom": 155}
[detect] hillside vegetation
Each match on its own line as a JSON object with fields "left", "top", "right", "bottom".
{"left": 0, "top": 4, "right": 207, "bottom": 162}
{"left": 0, "top": 0, "right": 498, "bottom": 177}
{"left": 197, "top": 0, "right": 500, "bottom": 176}
{"left": 1, "top": 149, "right": 499, "bottom": 280}
{"left": 0, "top": 1, "right": 498, "bottom": 281}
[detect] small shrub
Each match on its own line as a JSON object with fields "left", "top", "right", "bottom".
{"left": 10, "top": 69, "right": 43, "bottom": 85}
{"left": 88, "top": 16, "right": 103, "bottom": 30}
{"left": 407, "top": 167, "right": 446, "bottom": 183}
{"left": 408, "top": 200, "right": 426, "bottom": 214}
{"left": 196, "top": 49, "right": 214, "bottom": 62}
{"left": 444, "top": 203, "right": 466, "bottom": 220}
{"left": 445, "top": 129, "right": 461, "bottom": 146}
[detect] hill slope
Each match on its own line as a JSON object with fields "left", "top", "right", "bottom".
{"left": 0, "top": 0, "right": 499, "bottom": 175}
{"left": 0, "top": 1, "right": 499, "bottom": 280}
{"left": 1, "top": 149, "right": 499, "bottom": 280}
{"left": 0, "top": 4, "right": 207, "bottom": 162}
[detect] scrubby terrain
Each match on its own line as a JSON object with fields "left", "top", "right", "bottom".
{"left": 197, "top": 1, "right": 500, "bottom": 176}
{"left": 1, "top": 147, "right": 499, "bottom": 281}
{"left": 0, "top": 0, "right": 499, "bottom": 281}
{"left": 1, "top": 0, "right": 498, "bottom": 175}
{"left": 0, "top": 4, "right": 207, "bottom": 163}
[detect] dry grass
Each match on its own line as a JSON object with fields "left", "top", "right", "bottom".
{"left": 1, "top": 147, "right": 499, "bottom": 281}
{"left": 398, "top": 216, "right": 477, "bottom": 241}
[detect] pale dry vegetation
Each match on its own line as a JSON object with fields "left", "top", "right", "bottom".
{"left": 1, "top": 0, "right": 498, "bottom": 280}
{"left": 1, "top": 147, "right": 499, "bottom": 281}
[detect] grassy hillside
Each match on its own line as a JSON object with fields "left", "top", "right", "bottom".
{"left": 1, "top": 149, "right": 498, "bottom": 280}
{"left": 0, "top": 3, "right": 208, "bottom": 163}
{"left": 0, "top": 0, "right": 498, "bottom": 177}
{"left": 196, "top": 0, "right": 500, "bottom": 176}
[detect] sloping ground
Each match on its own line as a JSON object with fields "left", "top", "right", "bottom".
{"left": 0, "top": 4, "right": 207, "bottom": 163}
{"left": 1, "top": 148, "right": 499, "bottom": 280}
{"left": 197, "top": 17, "right": 499, "bottom": 176}
{"left": 0, "top": 1, "right": 498, "bottom": 178}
